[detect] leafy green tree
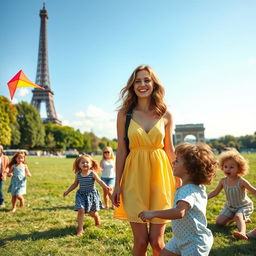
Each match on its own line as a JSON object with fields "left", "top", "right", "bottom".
{"left": 89, "top": 132, "right": 100, "bottom": 153}
{"left": 16, "top": 101, "right": 45, "bottom": 149}
{"left": 10, "top": 121, "right": 21, "bottom": 146}
{"left": 109, "top": 140, "right": 118, "bottom": 151}
{"left": 83, "top": 132, "right": 92, "bottom": 153}
{"left": 45, "top": 123, "right": 88, "bottom": 151}
{"left": 239, "top": 135, "right": 256, "bottom": 149}
{"left": 44, "top": 132, "right": 56, "bottom": 150}
{"left": 219, "top": 135, "right": 240, "bottom": 149}
{"left": 0, "top": 96, "right": 18, "bottom": 145}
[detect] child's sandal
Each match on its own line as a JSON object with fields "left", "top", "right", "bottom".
{"left": 232, "top": 231, "right": 248, "bottom": 240}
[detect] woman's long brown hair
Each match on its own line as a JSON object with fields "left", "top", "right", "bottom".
{"left": 118, "top": 65, "right": 167, "bottom": 117}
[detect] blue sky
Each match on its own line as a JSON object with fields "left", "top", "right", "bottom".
{"left": 0, "top": 0, "right": 255, "bottom": 140}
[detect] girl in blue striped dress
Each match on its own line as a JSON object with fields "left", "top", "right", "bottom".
{"left": 208, "top": 149, "right": 256, "bottom": 240}
{"left": 64, "top": 154, "right": 111, "bottom": 236}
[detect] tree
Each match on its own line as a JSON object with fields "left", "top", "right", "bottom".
{"left": 16, "top": 101, "right": 45, "bottom": 149}
{"left": 219, "top": 135, "right": 240, "bottom": 150}
{"left": 83, "top": 132, "right": 92, "bottom": 153}
{"left": 89, "top": 132, "right": 100, "bottom": 153}
{"left": 0, "top": 96, "right": 18, "bottom": 145}
{"left": 10, "top": 121, "right": 21, "bottom": 146}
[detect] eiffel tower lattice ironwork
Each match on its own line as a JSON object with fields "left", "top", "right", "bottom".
{"left": 31, "top": 4, "right": 61, "bottom": 125}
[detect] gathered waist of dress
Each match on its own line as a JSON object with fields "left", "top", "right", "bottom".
{"left": 130, "top": 146, "right": 163, "bottom": 151}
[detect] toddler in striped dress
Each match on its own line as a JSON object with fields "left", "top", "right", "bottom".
{"left": 63, "top": 154, "right": 111, "bottom": 236}
{"left": 208, "top": 149, "right": 256, "bottom": 240}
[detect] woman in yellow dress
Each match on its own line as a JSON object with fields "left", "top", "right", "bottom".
{"left": 112, "top": 65, "right": 177, "bottom": 256}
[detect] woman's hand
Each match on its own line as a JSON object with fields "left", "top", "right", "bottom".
{"left": 111, "top": 186, "right": 121, "bottom": 207}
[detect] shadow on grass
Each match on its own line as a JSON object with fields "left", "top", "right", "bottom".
{"left": 0, "top": 226, "right": 76, "bottom": 247}
{"left": 210, "top": 240, "right": 256, "bottom": 256}
{"left": 32, "top": 205, "right": 73, "bottom": 211}
{"left": 208, "top": 223, "right": 256, "bottom": 256}
{"left": 0, "top": 206, "right": 73, "bottom": 212}
{"left": 208, "top": 223, "right": 234, "bottom": 234}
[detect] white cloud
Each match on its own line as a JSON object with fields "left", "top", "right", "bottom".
{"left": 63, "top": 105, "right": 117, "bottom": 139}
{"left": 247, "top": 57, "right": 256, "bottom": 66}
{"left": 75, "top": 111, "right": 86, "bottom": 118}
{"left": 18, "top": 88, "right": 29, "bottom": 97}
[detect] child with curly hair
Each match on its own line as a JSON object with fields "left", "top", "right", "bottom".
{"left": 63, "top": 154, "right": 111, "bottom": 236}
{"left": 139, "top": 143, "right": 217, "bottom": 256}
{"left": 208, "top": 149, "right": 256, "bottom": 240}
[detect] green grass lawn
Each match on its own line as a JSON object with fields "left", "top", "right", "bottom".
{"left": 0, "top": 154, "right": 256, "bottom": 256}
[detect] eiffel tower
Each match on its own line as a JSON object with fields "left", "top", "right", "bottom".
{"left": 31, "top": 4, "right": 61, "bottom": 125}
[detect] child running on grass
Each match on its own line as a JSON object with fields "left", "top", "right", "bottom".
{"left": 63, "top": 154, "right": 111, "bottom": 236}
{"left": 208, "top": 149, "right": 256, "bottom": 240}
{"left": 7, "top": 151, "right": 31, "bottom": 212}
{"left": 139, "top": 143, "right": 217, "bottom": 256}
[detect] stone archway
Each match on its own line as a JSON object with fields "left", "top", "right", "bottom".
{"left": 174, "top": 124, "right": 205, "bottom": 145}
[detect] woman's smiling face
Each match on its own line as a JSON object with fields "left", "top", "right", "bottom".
{"left": 133, "top": 70, "right": 154, "bottom": 99}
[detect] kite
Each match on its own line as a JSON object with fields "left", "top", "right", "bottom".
{"left": 7, "top": 70, "right": 44, "bottom": 100}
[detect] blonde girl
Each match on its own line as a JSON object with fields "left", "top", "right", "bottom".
{"left": 208, "top": 149, "right": 256, "bottom": 240}
{"left": 100, "top": 146, "right": 115, "bottom": 209}
{"left": 63, "top": 154, "right": 111, "bottom": 236}
{"left": 8, "top": 151, "right": 31, "bottom": 212}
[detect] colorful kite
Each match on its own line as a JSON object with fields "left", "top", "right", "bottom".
{"left": 7, "top": 70, "right": 44, "bottom": 100}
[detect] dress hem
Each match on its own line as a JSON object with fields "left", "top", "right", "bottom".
{"left": 114, "top": 215, "right": 170, "bottom": 224}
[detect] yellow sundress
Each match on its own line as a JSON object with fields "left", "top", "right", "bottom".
{"left": 114, "top": 118, "right": 176, "bottom": 224}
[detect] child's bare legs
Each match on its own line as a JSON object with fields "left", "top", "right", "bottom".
{"left": 216, "top": 214, "right": 232, "bottom": 226}
{"left": 76, "top": 209, "right": 85, "bottom": 236}
{"left": 103, "top": 188, "right": 109, "bottom": 209}
{"left": 160, "top": 249, "right": 180, "bottom": 256}
{"left": 103, "top": 186, "right": 114, "bottom": 209}
{"left": 130, "top": 222, "right": 149, "bottom": 256}
{"left": 89, "top": 211, "right": 101, "bottom": 226}
{"left": 17, "top": 195, "right": 25, "bottom": 208}
{"left": 232, "top": 214, "right": 248, "bottom": 240}
{"left": 10, "top": 195, "right": 17, "bottom": 212}
{"left": 149, "top": 223, "right": 166, "bottom": 256}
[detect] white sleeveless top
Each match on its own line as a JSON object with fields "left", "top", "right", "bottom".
{"left": 101, "top": 159, "right": 115, "bottom": 178}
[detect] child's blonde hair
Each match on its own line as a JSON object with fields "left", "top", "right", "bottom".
{"left": 9, "top": 151, "right": 26, "bottom": 168}
{"left": 175, "top": 143, "right": 218, "bottom": 185}
{"left": 102, "top": 146, "right": 115, "bottom": 160}
{"left": 219, "top": 149, "right": 249, "bottom": 176}
{"left": 73, "top": 154, "right": 100, "bottom": 174}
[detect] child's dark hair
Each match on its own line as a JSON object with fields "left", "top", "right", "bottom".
{"left": 9, "top": 151, "right": 26, "bottom": 168}
{"left": 73, "top": 154, "right": 100, "bottom": 174}
{"left": 175, "top": 143, "right": 218, "bottom": 185}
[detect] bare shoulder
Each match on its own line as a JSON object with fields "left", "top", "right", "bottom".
{"left": 92, "top": 170, "right": 100, "bottom": 178}
{"left": 162, "top": 109, "right": 173, "bottom": 125}
{"left": 117, "top": 110, "right": 126, "bottom": 122}
{"left": 239, "top": 177, "right": 249, "bottom": 186}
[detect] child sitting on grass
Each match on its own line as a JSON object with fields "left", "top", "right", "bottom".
{"left": 139, "top": 143, "right": 217, "bottom": 256}
{"left": 208, "top": 149, "right": 256, "bottom": 240}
